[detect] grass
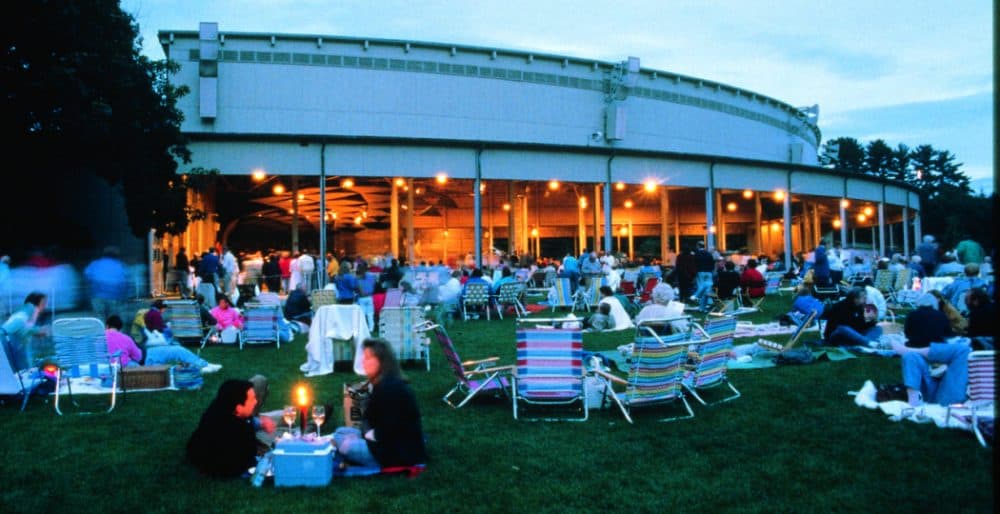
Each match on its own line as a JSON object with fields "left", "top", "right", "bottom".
{"left": 0, "top": 296, "right": 993, "bottom": 513}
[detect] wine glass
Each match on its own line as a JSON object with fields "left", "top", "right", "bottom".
{"left": 312, "top": 405, "right": 326, "bottom": 437}
{"left": 282, "top": 405, "right": 297, "bottom": 436}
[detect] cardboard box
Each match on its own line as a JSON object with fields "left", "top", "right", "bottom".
{"left": 273, "top": 438, "right": 333, "bottom": 487}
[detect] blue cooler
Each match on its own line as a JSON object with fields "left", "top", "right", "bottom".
{"left": 273, "top": 438, "right": 334, "bottom": 487}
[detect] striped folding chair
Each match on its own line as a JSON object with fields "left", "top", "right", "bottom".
{"left": 379, "top": 306, "right": 431, "bottom": 370}
{"left": 165, "top": 300, "right": 207, "bottom": 346}
{"left": 765, "top": 273, "right": 783, "bottom": 295}
{"left": 51, "top": 317, "right": 119, "bottom": 415}
{"left": 494, "top": 281, "right": 528, "bottom": 320}
{"left": 310, "top": 289, "right": 337, "bottom": 312}
{"left": 873, "top": 269, "right": 895, "bottom": 297}
{"left": 383, "top": 288, "right": 403, "bottom": 309}
{"left": 422, "top": 323, "right": 511, "bottom": 408}
{"left": 240, "top": 303, "right": 281, "bottom": 350}
{"left": 757, "top": 310, "right": 818, "bottom": 354}
{"left": 888, "top": 268, "right": 912, "bottom": 304}
{"left": 684, "top": 316, "right": 740, "bottom": 405}
{"left": 593, "top": 322, "right": 693, "bottom": 423}
{"left": 549, "top": 277, "right": 575, "bottom": 311}
{"left": 461, "top": 282, "right": 491, "bottom": 320}
{"left": 638, "top": 276, "right": 660, "bottom": 305}
{"left": 255, "top": 292, "right": 282, "bottom": 307}
{"left": 512, "top": 320, "right": 587, "bottom": 421}
{"left": 947, "top": 351, "right": 995, "bottom": 447}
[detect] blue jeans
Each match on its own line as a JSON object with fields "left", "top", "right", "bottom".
{"left": 902, "top": 341, "right": 971, "bottom": 405}
{"left": 826, "top": 325, "right": 883, "bottom": 346}
{"left": 144, "top": 344, "right": 208, "bottom": 368}
{"left": 694, "top": 272, "right": 714, "bottom": 311}
{"left": 334, "top": 427, "right": 379, "bottom": 468}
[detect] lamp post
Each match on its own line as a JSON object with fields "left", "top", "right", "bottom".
{"left": 624, "top": 199, "right": 634, "bottom": 260}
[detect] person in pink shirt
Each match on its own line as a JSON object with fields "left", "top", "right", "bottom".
{"left": 210, "top": 296, "right": 243, "bottom": 330}
{"left": 105, "top": 315, "right": 144, "bottom": 367}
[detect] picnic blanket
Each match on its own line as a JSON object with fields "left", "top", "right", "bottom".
{"left": 15, "top": 367, "right": 178, "bottom": 395}
{"left": 851, "top": 380, "right": 985, "bottom": 431}
{"left": 734, "top": 321, "right": 820, "bottom": 339}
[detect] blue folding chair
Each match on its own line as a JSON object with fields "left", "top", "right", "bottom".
{"left": 51, "top": 317, "right": 119, "bottom": 415}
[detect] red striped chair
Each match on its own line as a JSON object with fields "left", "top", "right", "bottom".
{"left": 512, "top": 320, "right": 587, "bottom": 421}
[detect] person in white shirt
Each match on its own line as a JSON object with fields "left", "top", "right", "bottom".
{"left": 297, "top": 251, "right": 316, "bottom": 291}
{"left": 221, "top": 248, "right": 239, "bottom": 296}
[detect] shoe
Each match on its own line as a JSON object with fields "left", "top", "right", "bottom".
{"left": 200, "top": 363, "right": 223, "bottom": 374}
{"left": 930, "top": 364, "right": 948, "bottom": 378}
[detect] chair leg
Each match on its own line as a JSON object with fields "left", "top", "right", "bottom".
{"left": 657, "top": 396, "right": 696, "bottom": 422}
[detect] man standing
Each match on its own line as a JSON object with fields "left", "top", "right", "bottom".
{"left": 916, "top": 235, "right": 939, "bottom": 277}
{"left": 84, "top": 246, "right": 128, "bottom": 321}
{"left": 954, "top": 236, "right": 984, "bottom": 265}
{"left": 198, "top": 247, "right": 221, "bottom": 291}
{"left": 692, "top": 241, "right": 715, "bottom": 312}
{"left": 297, "top": 250, "right": 316, "bottom": 291}
{"left": 221, "top": 247, "right": 239, "bottom": 296}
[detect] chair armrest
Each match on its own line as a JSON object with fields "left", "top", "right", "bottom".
{"left": 462, "top": 356, "right": 500, "bottom": 367}
{"left": 592, "top": 368, "right": 628, "bottom": 385}
{"left": 467, "top": 365, "right": 514, "bottom": 375}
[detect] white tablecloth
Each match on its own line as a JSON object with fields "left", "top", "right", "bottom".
{"left": 302, "top": 305, "right": 370, "bottom": 376}
{"left": 921, "top": 277, "right": 954, "bottom": 292}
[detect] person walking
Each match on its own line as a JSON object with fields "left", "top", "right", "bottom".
{"left": 84, "top": 246, "right": 129, "bottom": 321}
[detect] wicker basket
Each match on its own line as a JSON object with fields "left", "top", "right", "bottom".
{"left": 121, "top": 365, "right": 172, "bottom": 390}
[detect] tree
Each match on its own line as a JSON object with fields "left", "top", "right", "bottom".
{"left": 887, "top": 143, "right": 911, "bottom": 182}
{"left": 3, "top": 0, "right": 193, "bottom": 241}
{"left": 908, "top": 144, "right": 937, "bottom": 194}
{"left": 819, "top": 137, "right": 865, "bottom": 173}
{"left": 863, "top": 139, "right": 893, "bottom": 178}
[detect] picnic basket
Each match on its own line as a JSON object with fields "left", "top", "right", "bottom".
{"left": 120, "top": 365, "right": 172, "bottom": 390}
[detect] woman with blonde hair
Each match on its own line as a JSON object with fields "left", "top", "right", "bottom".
{"left": 927, "top": 289, "right": 967, "bottom": 335}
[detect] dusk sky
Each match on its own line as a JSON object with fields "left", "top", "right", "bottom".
{"left": 124, "top": 0, "right": 994, "bottom": 194}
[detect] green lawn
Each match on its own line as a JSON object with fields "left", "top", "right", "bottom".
{"left": 0, "top": 297, "right": 993, "bottom": 513}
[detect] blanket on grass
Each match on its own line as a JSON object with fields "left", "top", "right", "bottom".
{"left": 851, "top": 380, "right": 987, "bottom": 432}
{"left": 16, "top": 367, "right": 179, "bottom": 395}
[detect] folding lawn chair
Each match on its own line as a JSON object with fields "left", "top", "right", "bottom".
{"left": 240, "top": 302, "right": 281, "bottom": 350}
{"left": 947, "top": 350, "right": 995, "bottom": 447}
{"left": 165, "top": 300, "right": 208, "bottom": 346}
{"left": 684, "top": 316, "right": 740, "bottom": 405}
{"left": 383, "top": 288, "right": 403, "bottom": 309}
{"left": 235, "top": 284, "right": 258, "bottom": 309}
{"left": 461, "top": 282, "right": 491, "bottom": 320}
{"left": 764, "top": 272, "right": 784, "bottom": 296}
{"left": 592, "top": 322, "right": 694, "bottom": 423}
{"left": 512, "top": 319, "right": 588, "bottom": 421}
{"left": 757, "top": 310, "right": 818, "bottom": 354}
{"left": 255, "top": 292, "right": 282, "bottom": 306}
{"left": 379, "top": 307, "right": 431, "bottom": 370}
{"left": 873, "top": 269, "right": 895, "bottom": 297}
{"left": 637, "top": 276, "right": 659, "bottom": 305}
{"left": 0, "top": 336, "right": 47, "bottom": 412}
{"left": 51, "top": 317, "right": 119, "bottom": 415}
{"left": 888, "top": 268, "right": 912, "bottom": 305}
{"left": 310, "top": 289, "right": 337, "bottom": 312}
{"left": 423, "top": 323, "right": 511, "bottom": 408}
{"left": 493, "top": 281, "right": 528, "bottom": 320}
{"left": 549, "top": 277, "right": 575, "bottom": 312}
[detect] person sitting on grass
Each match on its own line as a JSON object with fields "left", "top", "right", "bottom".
{"left": 891, "top": 293, "right": 968, "bottom": 406}
{"left": 586, "top": 302, "right": 615, "bottom": 331}
{"left": 790, "top": 287, "right": 824, "bottom": 322}
{"left": 187, "top": 378, "right": 276, "bottom": 478}
{"left": 927, "top": 289, "right": 968, "bottom": 335}
{"left": 822, "top": 287, "right": 882, "bottom": 347}
{"left": 597, "top": 285, "right": 633, "bottom": 331}
{"left": 283, "top": 282, "right": 313, "bottom": 325}
{"left": 963, "top": 288, "right": 993, "bottom": 350}
{"left": 333, "top": 339, "right": 427, "bottom": 469}
{"left": 105, "top": 315, "right": 221, "bottom": 373}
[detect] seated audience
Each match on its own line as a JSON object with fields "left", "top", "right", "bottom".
{"left": 907, "top": 255, "right": 925, "bottom": 279}
{"left": 144, "top": 299, "right": 175, "bottom": 340}
{"left": 586, "top": 302, "right": 615, "bottom": 331}
{"left": 715, "top": 261, "right": 740, "bottom": 300}
{"left": 790, "top": 287, "right": 824, "bottom": 320}
{"left": 823, "top": 287, "right": 882, "bottom": 346}
{"left": 333, "top": 339, "right": 427, "bottom": 468}
{"left": 964, "top": 288, "right": 994, "bottom": 349}
{"left": 635, "top": 283, "right": 688, "bottom": 332}
{"left": 941, "top": 263, "right": 985, "bottom": 314}
{"left": 334, "top": 262, "right": 360, "bottom": 304}
{"left": 210, "top": 296, "right": 244, "bottom": 331}
{"left": 597, "top": 285, "right": 633, "bottom": 331}
{"left": 283, "top": 283, "right": 313, "bottom": 325}
{"left": 106, "top": 315, "right": 221, "bottom": 373}
{"left": 187, "top": 378, "right": 276, "bottom": 477}
{"left": 927, "top": 289, "right": 968, "bottom": 335}
{"left": 863, "top": 282, "right": 889, "bottom": 321}
{"left": 934, "top": 253, "right": 965, "bottom": 276}
{"left": 739, "top": 259, "right": 766, "bottom": 299}
{"left": 491, "top": 267, "right": 516, "bottom": 295}
{"left": 892, "top": 293, "right": 969, "bottom": 406}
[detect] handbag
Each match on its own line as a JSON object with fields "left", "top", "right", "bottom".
{"left": 875, "top": 383, "right": 908, "bottom": 403}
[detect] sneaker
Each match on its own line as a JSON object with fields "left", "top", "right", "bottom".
{"left": 200, "top": 363, "right": 223, "bottom": 374}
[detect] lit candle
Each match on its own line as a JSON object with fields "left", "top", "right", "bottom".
{"left": 295, "top": 385, "right": 311, "bottom": 434}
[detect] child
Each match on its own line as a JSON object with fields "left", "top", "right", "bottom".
{"left": 587, "top": 302, "right": 615, "bottom": 331}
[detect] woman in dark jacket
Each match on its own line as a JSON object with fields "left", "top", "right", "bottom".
{"left": 333, "top": 338, "right": 426, "bottom": 468}
{"left": 262, "top": 253, "right": 282, "bottom": 294}
{"left": 823, "top": 287, "right": 882, "bottom": 346}
{"left": 186, "top": 380, "right": 260, "bottom": 477}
